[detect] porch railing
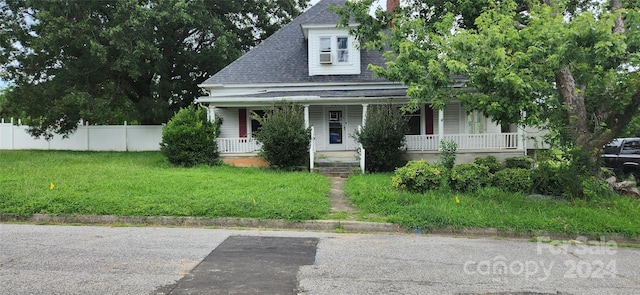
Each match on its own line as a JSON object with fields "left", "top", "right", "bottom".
{"left": 216, "top": 133, "right": 520, "bottom": 154}
{"left": 216, "top": 138, "right": 262, "bottom": 153}
{"left": 405, "top": 133, "right": 519, "bottom": 151}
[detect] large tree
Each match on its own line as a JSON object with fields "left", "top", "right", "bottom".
{"left": 337, "top": 0, "right": 640, "bottom": 169}
{"left": 0, "top": 0, "right": 308, "bottom": 139}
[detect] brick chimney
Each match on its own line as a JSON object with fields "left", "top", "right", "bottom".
{"left": 387, "top": 0, "right": 400, "bottom": 12}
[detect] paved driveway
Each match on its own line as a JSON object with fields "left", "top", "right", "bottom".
{"left": 0, "top": 224, "right": 638, "bottom": 294}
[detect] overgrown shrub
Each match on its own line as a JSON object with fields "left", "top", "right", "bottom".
{"left": 474, "top": 155, "right": 501, "bottom": 173}
{"left": 160, "top": 105, "right": 221, "bottom": 167}
{"left": 252, "top": 102, "right": 311, "bottom": 170}
{"left": 530, "top": 161, "right": 562, "bottom": 196}
{"left": 450, "top": 163, "right": 491, "bottom": 193}
{"left": 531, "top": 147, "right": 598, "bottom": 199}
{"left": 582, "top": 176, "right": 616, "bottom": 200}
{"left": 492, "top": 168, "right": 532, "bottom": 193}
{"left": 505, "top": 156, "right": 534, "bottom": 169}
{"left": 354, "top": 104, "right": 408, "bottom": 172}
{"left": 391, "top": 160, "right": 444, "bottom": 193}
{"left": 438, "top": 140, "right": 457, "bottom": 170}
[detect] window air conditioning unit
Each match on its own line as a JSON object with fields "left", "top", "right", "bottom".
{"left": 319, "top": 51, "right": 332, "bottom": 64}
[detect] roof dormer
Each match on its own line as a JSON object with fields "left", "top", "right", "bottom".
{"left": 302, "top": 24, "right": 361, "bottom": 76}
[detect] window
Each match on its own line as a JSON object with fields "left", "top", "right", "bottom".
{"left": 337, "top": 37, "right": 349, "bottom": 62}
{"left": 318, "top": 36, "right": 349, "bottom": 64}
{"left": 319, "top": 37, "right": 332, "bottom": 64}
{"left": 467, "top": 111, "right": 485, "bottom": 134}
{"left": 250, "top": 110, "right": 265, "bottom": 136}
{"left": 621, "top": 140, "right": 640, "bottom": 154}
{"left": 320, "top": 37, "right": 331, "bottom": 51}
{"left": 405, "top": 109, "right": 421, "bottom": 135}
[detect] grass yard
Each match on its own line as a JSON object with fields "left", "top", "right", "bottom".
{"left": 345, "top": 173, "right": 640, "bottom": 238}
{"left": 0, "top": 151, "right": 331, "bottom": 221}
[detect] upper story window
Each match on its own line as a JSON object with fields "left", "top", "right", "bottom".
{"left": 305, "top": 27, "right": 360, "bottom": 76}
{"left": 318, "top": 36, "right": 350, "bottom": 65}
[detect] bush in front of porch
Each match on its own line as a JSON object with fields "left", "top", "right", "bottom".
{"left": 252, "top": 102, "right": 311, "bottom": 170}
{"left": 160, "top": 105, "right": 221, "bottom": 167}
{"left": 354, "top": 104, "right": 408, "bottom": 173}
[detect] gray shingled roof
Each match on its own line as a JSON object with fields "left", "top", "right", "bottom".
{"left": 201, "top": 0, "right": 388, "bottom": 85}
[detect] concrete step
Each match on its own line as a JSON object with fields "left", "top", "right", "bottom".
{"left": 314, "top": 163, "right": 360, "bottom": 178}
{"left": 314, "top": 161, "right": 360, "bottom": 168}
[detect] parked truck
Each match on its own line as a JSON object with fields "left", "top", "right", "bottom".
{"left": 602, "top": 138, "right": 640, "bottom": 182}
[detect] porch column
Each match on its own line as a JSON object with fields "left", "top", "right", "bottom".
{"left": 207, "top": 105, "right": 217, "bottom": 122}
{"left": 518, "top": 111, "right": 526, "bottom": 153}
{"left": 303, "top": 104, "right": 310, "bottom": 128}
{"left": 362, "top": 103, "right": 369, "bottom": 127}
{"left": 438, "top": 108, "right": 444, "bottom": 142}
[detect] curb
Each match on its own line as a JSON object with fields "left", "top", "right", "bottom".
{"left": 2, "top": 214, "right": 638, "bottom": 245}
{"left": 0, "top": 214, "right": 403, "bottom": 234}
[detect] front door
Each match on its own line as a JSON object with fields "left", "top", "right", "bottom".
{"left": 327, "top": 108, "right": 346, "bottom": 150}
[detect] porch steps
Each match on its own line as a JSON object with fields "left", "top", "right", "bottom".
{"left": 313, "top": 160, "right": 360, "bottom": 178}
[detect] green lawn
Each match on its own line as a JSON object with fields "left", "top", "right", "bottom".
{"left": 345, "top": 173, "right": 640, "bottom": 238}
{"left": 3, "top": 151, "right": 639, "bottom": 238}
{"left": 0, "top": 151, "right": 331, "bottom": 221}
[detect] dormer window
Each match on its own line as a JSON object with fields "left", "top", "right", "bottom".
{"left": 305, "top": 27, "right": 360, "bottom": 75}
{"left": 318, "top": 36, "right": 349, "bottom": 65}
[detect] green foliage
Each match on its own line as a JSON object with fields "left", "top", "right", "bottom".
{"left": 492, "top": 168, "right": 532, "bottom": 193}
{"left": 346, "top": 173, "right": 640, "bottom": 237}
{"left": 1, "top": 0, "right": 308, "bottom": 138}
{"left": 336, "top": 0, "right": 640, "bottom": 177}
{"left": 600, "top": 167, "right": 615, "bottom": 180}
{"left": 582, "top": 176, "right": 617, "bottom": 200}
{"left": 437, "top": 140, "right": 458, "bottom": 170}
{"left": 531, "top": 157, "right": 590, "bottom": 199}
{"left": 354, "top": 104, "right": 408, "bottom": 172}
{"left": 450, "top": 163, "right": 491, "bottom": 193}
{"left": 160, "top": 106, "right": 220, "bottom": 167}
{"left": 391, "top": 160, "right": 444, "bottom": 193}
{"left": 474, "top": 155, "right": 501, "bottom": 173}
{"left": 505, "top": 156, "right": 534, "bottom": 169}
{"left": 531, "top": 161, "right": 563, "bottom": 196}
{"left": 252, "top": 102, "right": 311, "bottom": 170}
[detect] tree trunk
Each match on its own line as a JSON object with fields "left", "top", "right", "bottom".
{"left": 611, "top": 0, "right": 625, "bottom": 33}
{"left": 555, "top": 65, "right": 590, "bottom": 144}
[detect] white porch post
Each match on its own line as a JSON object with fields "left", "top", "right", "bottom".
{"left": 362, "top": 103, "right": 369, "bottom": 127}
{"left": 438, "top": 108, "right": 444, "bottom": 144}
{"left": 518, "top": 111, "right": 526, "bottom": 154}
{"left": 207, "top": 105, "right": 217, "bottom": 122}
{"left": 303, "top": 104, "right": 310, "bottom": 128}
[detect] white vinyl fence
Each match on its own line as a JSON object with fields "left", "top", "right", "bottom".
{"left": 0, "top": 119, "right": 163, "bottom": 151}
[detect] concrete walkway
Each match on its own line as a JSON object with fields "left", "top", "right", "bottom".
{"left": 328, "top": 177, "right": 357, "bottom": 213}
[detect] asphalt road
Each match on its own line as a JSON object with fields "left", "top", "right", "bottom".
{"left": 0, "top": 224, "right": 638, "bottom": 294}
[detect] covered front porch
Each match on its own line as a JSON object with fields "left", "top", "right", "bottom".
{"left": 207, "top": 101, "right": 528, "bottom": 168}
